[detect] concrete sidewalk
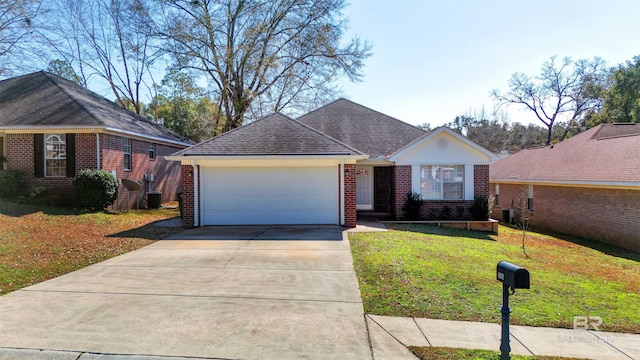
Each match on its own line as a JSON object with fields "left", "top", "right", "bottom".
{"left": 367, "top": 314, "right": 639, "bottom": 360}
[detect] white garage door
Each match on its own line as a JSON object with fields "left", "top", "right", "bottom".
{"left": 201, "top": 166, "right": 338, "bottom": 225}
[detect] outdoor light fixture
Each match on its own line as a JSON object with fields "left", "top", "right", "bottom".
{"left": 187, "top": 170, "right": 193, "bottom": 177}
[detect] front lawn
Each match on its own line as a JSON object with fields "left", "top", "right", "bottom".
{"left": 409, "top": 347, "right": 584, "bottom": 360}
{"left": 349, "top": 224, "right": 640, "bottom": 333}
{"left": 0, "top": 199, "right": 184, "bottom": 295}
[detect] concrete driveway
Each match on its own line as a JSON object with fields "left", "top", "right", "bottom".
{"left": 0, "top": 226, "right": 372, "bottom": 360}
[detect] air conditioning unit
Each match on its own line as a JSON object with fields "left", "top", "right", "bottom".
{"left": 502, "top": 209, "right": 515, "bottom": 224}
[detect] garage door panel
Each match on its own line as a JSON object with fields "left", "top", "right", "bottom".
{"left": 201, "top": 166, "right": 338, "bottom": 225}
{"left": 206, "top": 180, "right": 335, "bottom": 195}
{"left": 202, "top": 195, "right": 335, "bottom": 210}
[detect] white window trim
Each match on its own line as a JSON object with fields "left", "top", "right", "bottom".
{"left": 419, "top": 164, "right": 465, "bottom": 200}
{"left": 149, "top": 142, "right": 156, "bottom": 160}
{"left": 124, "top": 138, "right": 132, "bottom": 171}
{"left": 525, "top": 184, "right": 533, "bottom": 211}
{"left": 45, "top": 133, "right": 66, "bottom": 178}
{"left": 494, "top": 184, "right": 500, "bottom": 206}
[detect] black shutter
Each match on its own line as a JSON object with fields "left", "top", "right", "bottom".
{"left": 34, "top": 134, "right": 44, "bottom": 178}
{"left": 66, "top": 133, "right": 76, "bottom": 177}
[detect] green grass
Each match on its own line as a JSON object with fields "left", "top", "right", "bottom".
{"left": 0, "top": 199, "right": 183, "bottom": 295}
{"left": 409, "top": 346, "right": 585, "bottom": 360}
{"left": 349, "top": 224, "right": 640, "bottom": 333}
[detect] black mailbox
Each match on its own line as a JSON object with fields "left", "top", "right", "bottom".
{"left": 496, "top": 261, "right": 530, "bottom": 289}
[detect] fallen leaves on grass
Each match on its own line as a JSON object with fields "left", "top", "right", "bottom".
{"left": 0, "top": 200, "right": 184, "bottom": 295}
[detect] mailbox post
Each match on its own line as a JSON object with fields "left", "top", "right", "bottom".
{"left": 496, "top": 261, "right": 530, "bottom": 360}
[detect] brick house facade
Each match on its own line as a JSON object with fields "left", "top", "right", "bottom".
{"left": 490, "top": 123, "right": 640, "bottom": 253}
{"left": 0, "top": 71, "right": 191, "bottom": 209}
{"left": 1, "top": 132, "right": 185, "bottom": 208}
{"left": 171, "top": 100, "right": 496, "bottom": 228}
{"left": 490, "top": 184, "right": 640, "bottom": 253}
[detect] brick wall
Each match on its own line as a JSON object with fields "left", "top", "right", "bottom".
{"left": 100, "top": 133, "right": 183, "bottom": 210}
{"left": 419, "top": 200, "right": 476, "bottom": 220}
{"left": 181, "top": 165, "right": 194, "bottom": 227}
{"left": 4, "top": 132, "right": 183, "bottom": 209}
{"left": 374, "top": 166, "right": 393, "bottom": 212}
{"left": 393, "top": 165, "right": 412, "bottom": 219}
{"left": 344, "top": 164, "right": 356, "bottom": 228}
{"left": 6, "top": 134, "right": 34, "bottom": 187}
{"left": 474, "top": 165, "right": 489, "bottom": 198}
{"left": 490, "top": 183, "right": 640, "bottom": 252}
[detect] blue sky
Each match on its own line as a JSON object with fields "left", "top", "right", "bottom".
{"left": 339, "top": 0, "right": 640, "bottom": 127}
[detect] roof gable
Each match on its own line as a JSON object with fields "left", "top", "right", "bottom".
{"left": 389, "top": 127, "right": 497, "bottom": 163}
{"left": 297, "top": 98, "right": 426, "bottom": 158}
{"left": 0, "top": 71, "right": 190, "bottom": 145}
{"left": 491, "top": 123, "right": 640, "bottom": 184}
{"left": 173, "top": 113, "right": 365, "bottom": 156}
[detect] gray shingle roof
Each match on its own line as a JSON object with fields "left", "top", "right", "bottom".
{"left": 173, "top": 113, "right": 364, "bottom": 156}
{"left": 297, "top": 98, "right": 427, "bottom": 158}
{"left": 0, "top": 71, "right": 190, "bottom": 144}
{"left": 491, "top": 123, "right": 640, "bottom": 184}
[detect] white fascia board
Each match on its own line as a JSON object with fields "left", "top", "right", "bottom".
{"left": 165, "top": 154, "right": 368, "bottom": 163}
{"left": 490, "top": 178, "right": 640, "bottom": 190}
{"left": 356, "top": 158, "right": 394, "bottom": 166}
{"left": 104, "top": 127, "right": 191, "bottom": 147}
{"left": 1, "top": 126, "right": 102, "bottom": 134}
{"left": 1, "top": 125, "right": 191, "bottom": 148}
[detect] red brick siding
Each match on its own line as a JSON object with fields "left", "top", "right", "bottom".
{"left": 490, "top": 183, "right": 640, "bottom": 252}
{"left": 344, "top": 164, "right": 356, "bottom": 228}
{"left": 100, "top": 134, "right": 183, "bottom": 209}
{"left": 374, "top": 166, "right": 393, "bottom": 212}
{"left": 419, "top": 200, "right": 476, "bottom": 220}
{"left": 4, "top": 132, "right": 183, "bottom": 209}
{"left": 181, "top": 165, "right": 195, "bottom": 227}
{"left": 6, "top": 134, "right": 35, "bottom": 187}
{"left": 393, "top": 165, "right": 412, "bottom": 219}
{"left": 474, "top": 165, "right": 489, "bottom": 198}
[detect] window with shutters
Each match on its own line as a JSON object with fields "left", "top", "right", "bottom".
{"left": 45, "top": 134, "right": 66, "bottom": 177}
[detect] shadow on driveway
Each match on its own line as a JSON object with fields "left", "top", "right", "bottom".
{"left": 164, "top": 225, "right": 346, "bottom": 241}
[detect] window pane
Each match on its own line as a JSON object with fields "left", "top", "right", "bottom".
{"left": 421, "top": 165, "right": 464, "bottom": 200}
{"left": 421, "top": 165, "right": 442, "bottom": 199}
{"left": 45, "top": 134, "right": 66, "bottom": 177}
{"left": 124, "top": 138, "right": 131, "bottom": 170}
{"left": 443, "top": 182, "right": 463, "bottom": 199}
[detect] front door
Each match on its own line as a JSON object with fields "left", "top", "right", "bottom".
{"left": 356, "top": 166, "right": 373, "bottom": 210}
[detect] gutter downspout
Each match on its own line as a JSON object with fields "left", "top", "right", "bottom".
{"left": 94, "top": 130, "right": 101, "bottom": 170}
{"left": 192, "top": 160, "right": 199, "bottom": 227}
{"left": 340, "top": 159, "right": 345, "bottom": 226}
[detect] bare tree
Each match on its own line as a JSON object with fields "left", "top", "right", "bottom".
{"left": 40, "top": 0, "right": 161, "bottom": 113}
{"left": 154, "top": 0, "right": 371, "bottom": 131}
{"left": 492, "top": 56, "right": 606, "bottom": 145}
{"left": 0, "top": 0, "right": 43, "bottom": 75}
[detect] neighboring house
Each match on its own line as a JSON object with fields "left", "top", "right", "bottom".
{"left": 490, "top": 123, "right": 640, "bottom": 253}
{"left": 0, "top": 71, "right": 192, "bottom": 208}
{"left": 168, "top": 99, "right": 496, "bottom": 228}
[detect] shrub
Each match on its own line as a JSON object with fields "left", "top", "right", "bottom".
{"left": 439, "top": 205, "right": 452, "bottom": 220}
{"left": 29, "top": 186, "right": 48, "bottom": 198}
{"left": 73, "top": 169, "right": 118, "bottom": 211}
{"left": 0, "top": 170, "right": 22, "bottom": 198}
{"left": 401, "top": 192, "right": 423, "bottom": 220}
{"left": 469, "top": 195, "right": 490, "bottom": 221}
